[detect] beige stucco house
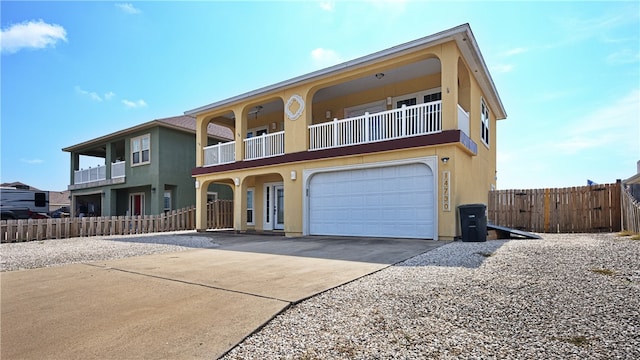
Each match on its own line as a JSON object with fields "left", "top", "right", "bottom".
{"left": 186, "top": 23, "right": 507, "bottom": 240}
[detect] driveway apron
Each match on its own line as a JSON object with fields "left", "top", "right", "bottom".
{"left": 1, "top": 235, "right": 445, "bottom": 359}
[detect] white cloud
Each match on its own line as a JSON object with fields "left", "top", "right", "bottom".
{"left": 553, "top": 88, "right": 640, "bottom": 155}
{"left": 104, "top": 91, "right": 116, "bottom": 100}
{"left": 311, "top": 48, "right": 342, "bottom": 67}
{"left": 122, "top": 99, "right": 147, "bottom": 108}
{"left": 75, "top": 86, "right": 103, "bottom": 102}
{"left": 115, "top": 3, "right": 141, "bottom": 14}
{"left": 490, "top": 64, "right": 515, "bottom": 73}
{"left": 607, "top": 49, "right": 640, "bottom": 65}
{"left": 319, "top": 1, "right": 334, "bottom": 11}
{"left": 1, "top": 19, "right": 67, "bottom": 54}
{"left": 20, "top": 158, "right": 44, "bottom": 165}
{"left": 503, "top": 47, "right": 528, "bottom": 56}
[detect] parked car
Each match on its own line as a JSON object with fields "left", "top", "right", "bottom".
{"left": 50, "top": 206, "right": 70, "bottom": 218}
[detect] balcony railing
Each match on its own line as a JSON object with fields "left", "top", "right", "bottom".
{"left": 309, "top": 101, "right": 442, "bottom": 151}
{"left": 244, "top": 131, "right": 285, "bottom": 161}
{"left": 111, "top": 161, "right": 126, "bottom": 178}
{"left": 74, "top": 165, "right": 106, "bottom": 184}
{"left": 73, "top": 162, "right": 126, "bottom": 186}
{"left": 204, "top": 141, "right": 236, "bottom": 167}
{"left": 457, "top": 104, "right": 470, "bottom": 136}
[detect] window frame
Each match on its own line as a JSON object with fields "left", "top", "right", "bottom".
{"left": 131, "top": 134, "right": 151, "bottom": 166}
{"left": 480, "top": 98, "right": 490, "bottom": 148}
{"left": 247, "top": 187, "right": 255, "bottom": 225}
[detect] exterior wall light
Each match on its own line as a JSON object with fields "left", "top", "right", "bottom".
{"left": 325, "top": 110, "right": 332, "bottom": 119}
{"left": 290, "top": 171, "right": 297, "bottom": 181}
{"left": 441, "top": 157, "right": 450, "bottom": 164}
{"left": 234, "top": 178, "right": 240, "bottom": 186}
{"left": 195, "top": 180, "right": 200, "bottom": 189}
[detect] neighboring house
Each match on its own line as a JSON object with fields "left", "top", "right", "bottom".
{"left": 62, "top": 115, "right": 233, "bottom": 217}
{"left": 623, "top": 160, "right": 640, "bottom": 201}
{"left": 187, "top": 24, "right": 507, "bottom": 240}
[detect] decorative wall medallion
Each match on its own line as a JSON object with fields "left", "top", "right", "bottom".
{"left": 285, "top": 94, "right": 305, "bottom": 120}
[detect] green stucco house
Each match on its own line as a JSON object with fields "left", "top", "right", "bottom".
{"left": 63, "top": 115, "right": 233, "bottom": 217}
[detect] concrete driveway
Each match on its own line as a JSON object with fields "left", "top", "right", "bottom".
{"left": 1, "top": 234, "right": 445, "bottom": 359}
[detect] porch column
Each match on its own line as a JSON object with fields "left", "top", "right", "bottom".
{"left": 195, "top": 116, "right": 208, "bottom": 167}
{"left": 105, "top": 142, "right": 114, "bottom": 179}
{"left": 283, "top": 87, "right": 312, "bottom": 153}
{"left": 233, "top": 178, "right": 247, "bottom": 232}
{"left": 70, "top": 152, "right": 80, "bottom": 187}
{"left": 234, "top": 106, "right": 247, "bottom": 162}
{"left": 284, "top": 170, "right": 303, "bottom": 237}
{"left": 440, "top": 42, "right": 460, "bottom": 131}
{"left": 195, "top": 179, "right": 208, "bottom": 231}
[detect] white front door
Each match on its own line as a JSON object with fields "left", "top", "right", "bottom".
{"left": 263, "top": 182, "right": 284, "bottom": 230}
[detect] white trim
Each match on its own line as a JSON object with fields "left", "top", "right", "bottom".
{"left": 302, "top": 156, "right": 438, "bottom": 239}
{"left": 263, "top": 181, "right": 283, "bottom": 230}
{"left": 131, "top": 134, "right": 151, "bottom": 167}
{"left": 128, "top": 192, "right": 145, "bottom": 216}
{"left": 285, "top": 94, "right": 305, "bottom": 120}
{"left": 480, "top": 97, "right": 490, "bottom": 148}
{"left": 344, "top": 100, "right": 387, "bottom": 118}
{"left": 247, "top": 126, "right": 268, "bottom": 138}
{"left": 392, "top": 87, "right": 442, "bottom": 108}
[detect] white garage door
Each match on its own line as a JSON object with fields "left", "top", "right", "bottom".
{"left": 309, "top": 163, "right": 435, "bottom": 239}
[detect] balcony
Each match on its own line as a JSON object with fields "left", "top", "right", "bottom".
{"left": 199, "top": 101, "right": 474, "bottom": 169}
{"left": 204, "top": 142, "right": 236, "bottom": 167}
{"left": 310, "top": 101, "right": 442, "bottom": 151}
{"left": 244, "top": 131, "right": 285, "bottom": 160}
{"left": 70, "top": 161, "right": 126, "bottom": 189}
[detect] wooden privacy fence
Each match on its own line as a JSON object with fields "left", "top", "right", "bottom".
{"left": 488, "top": 182, "right": 622, "bottom": 233}
{"left": 0, "top": 200, "right": 233, "bottom": 243}
{"left": 621, "top": 187, "right": 640, "bottom": 233}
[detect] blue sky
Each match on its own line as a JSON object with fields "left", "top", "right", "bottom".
{"left": 1, "top": 1, "right": 639, "bottom": 191}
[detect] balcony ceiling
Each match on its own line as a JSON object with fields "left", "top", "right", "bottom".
{"left": 247, "top": 58, "right": 441, "bottom": 117}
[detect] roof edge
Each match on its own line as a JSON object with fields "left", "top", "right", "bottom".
{"left": 185, "top": 24, "right": 473, "bottom": 116}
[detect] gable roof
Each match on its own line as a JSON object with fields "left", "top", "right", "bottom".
{"left": 62, "top": 115, "right": 233, "bottom": 153}
{"left": 185, "top": 23, "right": 507, "bottom": 120}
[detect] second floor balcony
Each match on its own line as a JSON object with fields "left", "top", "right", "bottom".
{"left": 71, "top": 161, "right": 126, "bottom": 189}
{"left": 201, "top": 101, "right": 471, "bottom": 167}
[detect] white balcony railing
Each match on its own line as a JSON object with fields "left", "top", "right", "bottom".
{"left": 111, "top": 161, "right": 126, "bottom": 178}
{"left": 73, "top": 161, "right": 127, "bottom": 185}
{"left": 457, "top": 104, "right": 470, "bottom": 137}
{"left": 204, "top": 141, "right": 236, "bottom": 167}
{"left": 309, "top": 101, "right": 442, "bottom": 151}
{"left": 243, "top": 131, "right": 285, "bottom": 161}
{"left": 74, "top": 165, "right": 107, "bottom": 185}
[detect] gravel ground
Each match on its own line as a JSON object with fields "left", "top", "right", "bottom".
{"left": 1, "top": 233, "right": 638, "bottom": 359}
{"left": 0, "top": 231, "right": 219, "bottom": 272}
{"left": 224, "top": 233, "right": 640, "bottom": 359}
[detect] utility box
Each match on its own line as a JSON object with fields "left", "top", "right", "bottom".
{"left": 458, "top": 204, "right": 487, "bottom": 242}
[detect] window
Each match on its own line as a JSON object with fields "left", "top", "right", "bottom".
{"left": 423, "top": 92, "right": 442, "bottom": 103}
{"left": 247, "top": 188, "right": 255, "bottom": 225}
{"left": 396, "top": 98, "right": 417, "bottom": 108}
{"left": 247, "top": 127, "right": 268, "bottom": 138}
{"left": 207, "top": 192, "right": 218, "bottom": 203}
{"left": 34, "top": 192, "right": 47, "bottom": 207}
{"left": 131, "top": 134, "right": 150, "bottom": 165}
{"left": 163, "top": 191, "right": 172, "bottom": 213}
{"left": 481, "top": 98, "right": 490, "bottom": 147}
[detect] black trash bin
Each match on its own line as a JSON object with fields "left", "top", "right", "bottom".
{"left": 458, "top": 204, "right": 487, "bottom": 242}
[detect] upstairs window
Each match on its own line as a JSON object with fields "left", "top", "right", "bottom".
{"left": 131, "top": 134, "right": 150, "bottom": 166}
{"left": 481, "top": 98, "right": 490, "bottom": 147}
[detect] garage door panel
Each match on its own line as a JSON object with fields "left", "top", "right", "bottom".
{"left": 309, "top": 163, "right": 434, "bottom": 239}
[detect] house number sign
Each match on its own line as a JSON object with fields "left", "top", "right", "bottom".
{"left": 442, "top": 170, "right": 451, "bottom": 212}
{"left": 285, "top": 94, "right": 305, "bottom": 120}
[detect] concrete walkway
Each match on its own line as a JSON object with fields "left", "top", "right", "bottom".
{"left": 1, "top": 234, "right": 445, "bottom": 359}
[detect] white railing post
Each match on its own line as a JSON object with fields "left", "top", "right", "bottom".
{"left": 261, "top": 133, "right": 266, "bottom": 158}
{"left": 364, "top": 112, "right": 370, "bottom": 143}
{"left": 333, "top": 118, "right": 338, "bottom": 147}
